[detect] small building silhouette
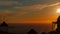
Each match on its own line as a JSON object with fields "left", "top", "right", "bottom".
{"left": 0, "top": 21, "right": 8, "bottom": 32}
{"left": 27, "top": 29, "right": 37, "bottom": 34}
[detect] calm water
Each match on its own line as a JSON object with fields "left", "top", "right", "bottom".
{"left": 7, "top": 23, "right": 53, "bottom": 34}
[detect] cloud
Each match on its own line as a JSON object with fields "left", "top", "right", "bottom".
{"left": 0, "top": 0, "right": 60, "bottom": 23}
{"left": 47, "top": 2, "right": 60, "bottom": 7}
{"left": 14, "top": 2, "right": 60, "bottom": 10}
{"left": 11, "top": 2, "right": 60, "bottom": 17}
{"left": 0, "top": 0, "right": 58, "bottom": 6}
{"left": 2, "top": 2, "right": 60, "bottom": 18}
{"left": 14, "top": 4, "right": 47, "bottom": 10}
{"left": 12, "top": 12, "right": 27, "bottom": 17}
{"left": 0, "top": 1, "right": 19, "bottom": 6}
{"left": 0, "top": 0, "right": 59, "bottom": 10}
{"left": 10, "top": 2, "right": 60, "bottom": 19}
{"left": 4, "top": 11, "right": 28, "bottom": 18}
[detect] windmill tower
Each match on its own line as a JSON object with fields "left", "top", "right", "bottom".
{"left": 0, "top": 12, "right": 8, "bottom": 32}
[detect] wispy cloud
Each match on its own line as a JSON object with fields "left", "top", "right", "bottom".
{"left": 0, "top": 1, "right": 19, "bottom": 6}
{"left": 0, "top": 0, "right": 60, "bottom": 23}
{"left": 15, "top": 2, "right": 60, "bottom": 10}
{"left": 6, "top": 2, "right": 60, "bottom": 18}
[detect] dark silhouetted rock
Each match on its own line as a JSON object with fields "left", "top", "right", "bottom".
{"left": 27, "top": 29, "right": 37, "bottom": 34}
{"left": 49, "top": 31, "right": 55, "bottom": 34}
{"left": 41, "top": 32, "right": 46, "bottom": 34}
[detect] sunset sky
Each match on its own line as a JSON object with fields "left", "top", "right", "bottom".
{"left": 0, "top": 0, "right": 60, "bottom": 23}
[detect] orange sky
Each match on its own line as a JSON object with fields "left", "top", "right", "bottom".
{"left": 0, "top": 0, "right": 60, "bottom": 23}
